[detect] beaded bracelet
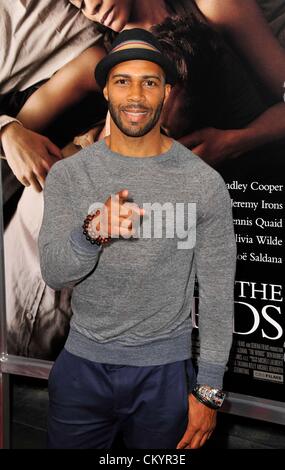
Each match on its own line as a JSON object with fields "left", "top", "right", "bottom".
{"left": 82, "top": 209, "right": 111, "bottom": 246}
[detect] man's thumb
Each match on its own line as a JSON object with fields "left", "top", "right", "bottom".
{"left": 116, "top": 189, "right": 129, "bottom": 202}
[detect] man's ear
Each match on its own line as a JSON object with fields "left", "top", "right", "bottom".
{"left": 163, "top": 84, "right": 172, "bottom": 104}
{"left": 103, "top": 84, "right": 109, "bottom": 101}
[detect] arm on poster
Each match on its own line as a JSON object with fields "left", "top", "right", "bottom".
{"left": 16, "top": 45, "right": 106, "bottom": 131}
{"left": 195, "top": 0, "right": 285, "bottom": 99}
{"left": 1, "top": 45, "right": 106, "bottom": 191}
{"left": 177, "top": 171, "right": 236, "bottom": 449}
{"left": 38, "top": 161, "right": 102, "bottom": 290}
{"left": 180, "top": 103, "right": 285, "bottom": 165}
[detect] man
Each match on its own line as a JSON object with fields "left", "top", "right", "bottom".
{"left": 40, "top": 27, "right": 236, "bottom": 450}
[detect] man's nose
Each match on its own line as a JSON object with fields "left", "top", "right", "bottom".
{"left": 84, "top": 0, "right": 102, "bottom": 15}
{"left": 127, "top": 83, "right": 145, "bottom": 102}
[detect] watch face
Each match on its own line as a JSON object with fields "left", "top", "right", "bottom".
{"left": 194, "top": 385, "right": 226, "bottom": 408}
{"left": 214, "top": 391, "right": 226, "bottom": 407}
{"left": 210, "top": 389, "right": 226, "bottom": 402}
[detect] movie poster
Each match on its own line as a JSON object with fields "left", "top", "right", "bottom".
{"left": 0, "top": 0, "right": 284, "bottom": 406}
{"left": 223, "top": 175, "right": 284, "bottom": 402}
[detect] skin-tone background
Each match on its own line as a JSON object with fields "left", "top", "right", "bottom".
{"left": 1, "top": 0, "right": 285, "bottom": 191}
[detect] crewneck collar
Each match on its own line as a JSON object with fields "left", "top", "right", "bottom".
{"left": 97, "top": 138, "right": 178, "bottom": 166}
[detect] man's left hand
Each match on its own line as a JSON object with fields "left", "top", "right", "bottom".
{"left": 179, "top": 127, "right": 244, "bottom": 166}
{"left": 176, "top": 394, "right": 217, "bottom": 449}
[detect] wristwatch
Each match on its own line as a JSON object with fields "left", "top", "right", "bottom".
{"left": 191, "top": 384, "right": 226, "bottom": 410}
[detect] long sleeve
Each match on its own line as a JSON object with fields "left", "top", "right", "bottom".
{"left": 194, "top": 173, "right": 237, "bottom": 389}
{"left": 0, "top": 115, "right": 23, "bottom": 155}
{"left": 0, "top": 115, "right": 23, "bottom": 132}
{"left": 38, "top": 161, "right": 102, "bottom": 291}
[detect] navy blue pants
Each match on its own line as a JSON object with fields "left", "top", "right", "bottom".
{"left": 47, "top": 349, "right": 196, "bottom": 449}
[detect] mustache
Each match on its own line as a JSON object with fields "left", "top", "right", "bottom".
{"left": 120, "top": 105, "right": 150, "bottom": 112}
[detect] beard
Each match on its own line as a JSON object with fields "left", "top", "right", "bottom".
{"left": 108, "top": 98, "right": 164, "bottom": 137}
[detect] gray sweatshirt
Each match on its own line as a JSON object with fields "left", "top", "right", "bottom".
{"left": 38, "top": 139, "right": 236, "bottom": 388}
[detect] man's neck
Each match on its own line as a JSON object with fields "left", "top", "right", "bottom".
{"left": 124, "top": 0, "right": 170, "bottom": 31}
{"left": 105, "top": 126, "right": 173, "bottom": 158}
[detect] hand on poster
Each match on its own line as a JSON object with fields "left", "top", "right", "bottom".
{"left": 180, "top": 127, "right": 245, "bottom": 166}
{"left": 1, "top": 122, "right": 62, "bottom": 192}
{"left": 176, "top": 394, "right": 217, "bottom": 449}
{"left": 73, "top": 112, "right": 111, "bottom": 148}
{"left": 73, "top": 123, "right": 106, "bottom": 148}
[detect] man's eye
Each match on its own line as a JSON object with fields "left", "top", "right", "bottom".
{"left": 145, "top": 80, "right": 157, "bottom": 87}
{"left": 115, "top": 79, "right": 128, "bottom": 85}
